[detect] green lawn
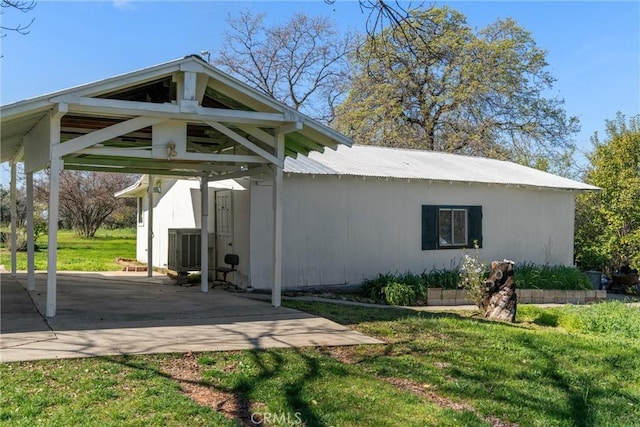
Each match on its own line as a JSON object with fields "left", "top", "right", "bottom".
{"left": 0, "top": 228, "right": 136, "bottom": 271}
{"left": 2, "top": 302, "right": 639, "bottom": 426}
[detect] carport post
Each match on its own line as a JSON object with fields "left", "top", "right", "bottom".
{"left": 147, "top": 175, "right": 154, "bottom": 278}
{"left": 26, "top": 171, "right": 35, "bottom": 291}
{"left": 9, "top": 161, "right": 17, "bottom": 278}
{"left": 271, "top": 133, "right": 284, "bottom": 307}
{"left": 200, "top": 174, "right": 209, "bottom": 293}
{"left": 46, "top": 157, "right": 62, "bottom": 317}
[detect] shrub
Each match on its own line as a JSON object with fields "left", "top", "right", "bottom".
{"left": 396, "top": 272, "right": 426, "bottom": 301}
{"left": 361, "top": 263, "right": 591, "bottom": 306}
{"left": 421, "top": 268, "right": 460, "bottom": 289}
{"left": 361, "top": 273, "right": 425, "bottom": 305}
{"left": 514, "top": 263, "right": 591, "bottom": 290}
{"left": 361, "top": 273, "right": 396, "bottom": 301}
{"left": 459, "top": 245, "right": 487, "bottom": 306}
{"left": 382, "top": 282, "right": 417, "bottom": 306}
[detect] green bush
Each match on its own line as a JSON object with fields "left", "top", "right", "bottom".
{"left": 421, "top": 268, "right": 460, "bottom": 289}
{"left": 514, "top": 263, "right": 591, "bottom": 290}
{"left": 382, "top": 282, "right": 417, "bottom": 306}
{"left": 361, "top": 273, "right": 396, "bottom": 301}
{"left": 361, "top": 273, "right": 425, "bottom": 305}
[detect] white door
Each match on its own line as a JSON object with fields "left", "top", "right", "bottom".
{"left": 215, "top": 190, "right": 233, "bottom": 265}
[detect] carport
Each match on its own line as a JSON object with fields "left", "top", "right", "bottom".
{"left": 1, "top": 272, "right": 381, "bottom": 362}
{"left": 0, "top": 55, "right": 352, "bottom": 317}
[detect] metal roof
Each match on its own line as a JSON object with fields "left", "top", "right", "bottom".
{"left": 284, "top": 145, "right": 599, "bottom": 192}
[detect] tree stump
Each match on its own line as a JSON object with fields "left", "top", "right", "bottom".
{"left": 479, "top": 260, "right": 517, "bottom": 322}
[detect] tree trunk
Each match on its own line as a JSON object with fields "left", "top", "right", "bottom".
{"left": 479, "top": 261, "right": 517, "bottom": 322}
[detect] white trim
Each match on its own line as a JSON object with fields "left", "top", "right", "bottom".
{"left": 53, "top": 116, "right": 165, "bottom": 158}
{"left": 52, "top": 96, "right": 291, "bottom": 126}
{"left": 271, "top": 132, "right": 285, "bottom": 307}
{"left": 200, "top": 175, "right": 209, "bottom": 293}
{"left": 78, "top": 148, "right": 268, "bottom": 164}
{"left": 147, "top": 175, "right": 154, "bottom": 278}
{"left": 9, "top": 162, "right": 17, "bottom": 278}
{"left": 26, "top": 171, "right": 35, "bottom": 290}
{"left": 46, "top": 157, "right": 62, "bottom": 317}
{"left": 203, "top": 120, "right": 281, "bottom": 167}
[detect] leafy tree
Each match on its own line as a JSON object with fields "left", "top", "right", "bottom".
{"left": 1, "top": 0, "right": 36, "bottom": 36}
{"left": 333, "top": 6, "right": 579, "bottom": 166}
{"left": 215, "top": 10, "right": 353, "bottom": 122}
{"left": 0, "top": 183, "right": 47, "bottom": 250}
{"left": 575, "top": 113, "right": 640, "bottom": 271}
{"left": 36, "top": 171, "right": 137, "bottom": 238}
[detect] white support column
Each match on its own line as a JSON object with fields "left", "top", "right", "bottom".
{"left": 271, "top": 133, "right": 285, "bottom": 307}
{"left": 200, "top": 175, "right": 209, "bottom": 293}
{"left": 45, "top": 106, "right": 65, "bottom": 318}
{"left": 26, "top": 171, "right": 35, "bottom": 291}
{"left": 147, "top": 175, "right": 154, "bottom": 278}
{"left": 9, "top": 162, "right": 17, "bottom": 278}
{"left": 46, "top": 157, "right": 62, "bottom": 317}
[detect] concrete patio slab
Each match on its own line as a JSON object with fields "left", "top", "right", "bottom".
{"left": 0, "top": 273, "right": 382, "bottom": 363}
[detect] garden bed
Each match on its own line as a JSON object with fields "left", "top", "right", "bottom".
{"left": 426, "top": 288, "right": 607, "bottom": 306}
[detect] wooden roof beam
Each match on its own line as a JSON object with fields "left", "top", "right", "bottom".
{"left": 203, "top": 120, "right": 281, "bottom": 167}
{"left": 64, "top": 163, "right": 206, "bottom": 177}
{"left": 78, "top": 147, "right": 269, "bottom": 164}
{"left": 50, "top": 96, "right": 292, "bottom": 127}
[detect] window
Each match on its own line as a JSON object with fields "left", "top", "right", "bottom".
{"left": 439, "top": 208, "right": 467, "bottom": 246}
{"left": 422, "top": 205, "right": 482, "bottom": 250}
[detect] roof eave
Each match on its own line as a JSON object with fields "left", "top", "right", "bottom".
{"left": 283, "top": 171, "right": 600, "bottom": 192}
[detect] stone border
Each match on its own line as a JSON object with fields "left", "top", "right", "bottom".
{"left": 426, "top": 289, "right": 607, "bottom": 306}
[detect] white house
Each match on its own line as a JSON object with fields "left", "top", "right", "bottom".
{"left": 118, "top": 144, "right": 598, "bottom": 291}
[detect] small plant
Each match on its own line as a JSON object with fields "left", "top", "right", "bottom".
{"left": 459, "top": 242, "right": 487, "bottom": 306}
{"left": 361, "top": 273, "right": 396, "bottom": 301}
{"left": 382, "top": 282, "right": 417, "bottom": 306}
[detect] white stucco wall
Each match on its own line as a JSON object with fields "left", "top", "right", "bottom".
{"left": 249, "top": 174, "right": 577, "bottom": 290}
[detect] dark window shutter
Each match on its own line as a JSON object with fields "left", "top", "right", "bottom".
{"left": 467, "top": 206, "right": 483, "bottom": 248}
{"left": 422, "top": 205, "right": 438, "bottom": 250}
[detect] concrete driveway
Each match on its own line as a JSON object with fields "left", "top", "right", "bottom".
{"left": 0, "top": 272, "right": 381, "bottom": 363}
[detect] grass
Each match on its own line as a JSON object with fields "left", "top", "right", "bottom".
{"left": 0, "top": 228, "right": 136, "bottom": 271}
{"left": 2, "top": 301, "right": 639, "bottom": 426}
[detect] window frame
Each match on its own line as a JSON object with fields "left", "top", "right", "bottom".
{"left": 438, "top": 207, "right": 468, "bottom": 247}
{"left": 421, "top": 205, "right": 482, "bottom": 250}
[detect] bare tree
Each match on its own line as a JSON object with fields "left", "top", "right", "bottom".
{"left": 36, "top": 171, "right": 137, "bottom": 238}
{"left": 1, "top": 0, "right": 36, "bottom": 37}
{"left": 215, "top": 10, "right": 353, "bottom": 122}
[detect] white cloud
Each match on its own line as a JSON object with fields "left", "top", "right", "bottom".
{"left": 113, "top": 0, "right": 136, "bottom": 11}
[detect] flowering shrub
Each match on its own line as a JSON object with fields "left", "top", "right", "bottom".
{"left": 459, "top": 243, "right": 487, "bottom": 306}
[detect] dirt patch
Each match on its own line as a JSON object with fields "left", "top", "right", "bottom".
{"left": 384, "top": 377, "right": 519, "bottom": 427}
{"left": 317, "top": 346, "right": 361, "bottom": 364}
{"left": 158, "top": 352, "right": 256, "bottom": 426}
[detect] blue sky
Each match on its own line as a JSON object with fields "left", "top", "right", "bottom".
{"left": 1, "top": 1, "right": 638, "bottom": 172}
